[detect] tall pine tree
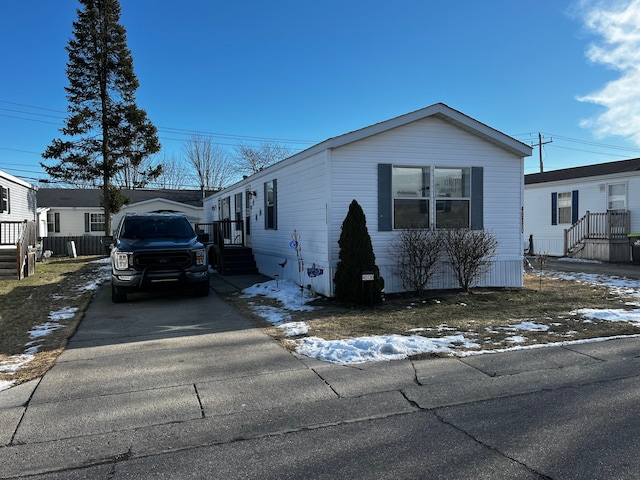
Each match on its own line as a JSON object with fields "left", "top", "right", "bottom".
{"left": 334, "top": 200, "right": 384, "bottom": 305}
{"left": 42, "top": 0, "right": 160, "bottom": 235}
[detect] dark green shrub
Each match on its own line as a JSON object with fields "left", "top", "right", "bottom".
{"left": 334, "top": 200, "right": 384, "bottom": 305}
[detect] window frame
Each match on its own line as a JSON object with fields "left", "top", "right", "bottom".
{"left": 392, "top": 166, "right": 430, "bottom": 229}
{"left": 47, "top": 211, "right": 60, "bottom": 233}
{"left": 264, "top": 179, "right": 277, "bottom": 230}
{"left": 434, "top": 166, "right": 471, "bottom": 229}
{"left": 0, "top": 186, "right": 9, "bottom": 213}
{"left": 89, "top": 213, "right": 105, "bottom": 232}
{"left": 557, "top": 191, "right": 572, "bottom": 224}
{"left": 607, "top": 183, "right": 626, "bottom": 211}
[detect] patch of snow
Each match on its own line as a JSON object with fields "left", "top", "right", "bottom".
{"left": 571, "top": 308, "right": 640, "bottom": 326}
{"left": 296, "top": 334, "right": 481, "bottom": 365}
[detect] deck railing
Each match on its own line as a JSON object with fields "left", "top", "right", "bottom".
{"left": 195, "top": 220, "right": 245, "bottom": 248}
{"left": 0, "top": 221, "right": 29, "bottom": 245}
{"left": 1, "top": 220, "right": 36, "bottom": 279}
{"left": 564, "top": 211, "right": 630, "bottom": 255}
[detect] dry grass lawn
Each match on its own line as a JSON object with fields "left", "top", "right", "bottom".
{"left": 224, "top": 272, "right": 640, "bottom": 355}
{"left": 0, "top": 256, "right": 106, "bottom": 387}
{"left": 2, "top": 257, "right": 639, "bottom": 389}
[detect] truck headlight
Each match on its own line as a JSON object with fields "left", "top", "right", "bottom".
{"left": 114, "top": 252, "right": 131, "bottom": 270}
{"left": 195, "top": 249, "right": 206, "bottom": 266}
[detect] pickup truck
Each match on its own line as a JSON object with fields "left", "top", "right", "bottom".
{"left": 109, "top": 213, "right": 209, "bottom": 303}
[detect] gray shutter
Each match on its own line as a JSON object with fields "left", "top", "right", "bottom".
{"left": 551, "top": 192, "right": 558, "bottom": 225}
{"left": 470, "top": 167, "right": 483, "bottom": 230}
{"left": 84, "top": 213, "right": 90, "bottom": 232}
{"left": 54, "top": 212, "right": 60, "bottom": 233}
{"left": 378, "top": 164, "right": 392, "bottom": 231}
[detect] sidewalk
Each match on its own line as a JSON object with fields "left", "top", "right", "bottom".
{"left": 2, "top": 268, "right": 640, "bottom": 477}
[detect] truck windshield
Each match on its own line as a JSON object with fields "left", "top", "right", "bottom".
{"left": 121, "top": 218, "right": 195, "bottom": 240}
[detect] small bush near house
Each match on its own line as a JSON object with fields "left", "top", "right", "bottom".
{"left": 334, "top": 199, "right": 384, "bottom": 305}
{"left": 440, "top": 228, "right": 498, "bottom": 292}
{"left": 390, "top": 228, "right": 442, "bottom": 295}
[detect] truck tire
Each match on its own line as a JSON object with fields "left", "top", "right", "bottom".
{"left": 112, "top": 284, "right": 127, "bottom": 303}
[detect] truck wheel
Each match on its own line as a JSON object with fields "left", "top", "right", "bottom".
{"left": 194, "top": 280, "right": 210, "bottom": 297}
{"left": 112, "top": 284, "right": 127, "bottom": 303}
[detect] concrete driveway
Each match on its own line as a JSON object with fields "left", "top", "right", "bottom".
{"left": 2, "top": 270, "right": 640, "bottom": 478}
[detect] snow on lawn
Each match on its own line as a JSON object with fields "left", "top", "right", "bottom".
{"left": 0, "top": 258, "right": 110, "bottom": 392}
{"left": 241, "top": 270, "right": 640, "bottom": 365}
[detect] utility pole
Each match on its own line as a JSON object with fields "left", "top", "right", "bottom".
{"left": 534, "top": 133, "right": 553, "bottom": 172}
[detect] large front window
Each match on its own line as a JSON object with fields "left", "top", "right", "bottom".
{"left": 392, "top": 166, "right": 472, "bottom": 229}
{"left": 435, "top": 167, "right": 470, "bottom": 228}
{"left": 393, "top": 167, "right": 429, "bottom": 229}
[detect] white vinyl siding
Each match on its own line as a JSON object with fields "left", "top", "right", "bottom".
{"left": 0, "top": 171, "right": 37, "bottom": 222}
{"left": 204, "top": 113, "right": 526, "bottom": 295}
{"left": 330, "top": 117, "right": 524, "bottom": 293}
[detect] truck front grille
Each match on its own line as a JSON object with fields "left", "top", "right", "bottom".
{"left": 134, "top": 251, "right": 192, "bottom": 269}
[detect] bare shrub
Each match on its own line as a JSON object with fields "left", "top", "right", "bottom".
{"left": 390, "top": 228, "right": 442, "bottom": 295}
{"left": 440, "top": 228, "right": 498, "bottom": 292}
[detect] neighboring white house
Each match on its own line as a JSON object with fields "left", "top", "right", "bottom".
{"left": 0, "top": 169, "right": 39, "bottom": 279}
{"left": 524, "top": 158, "right": 640, "bottom": 261}
{"left": 0, "top": 169, "right": 38, "bottom": 225}
{"left": 203, "top": 103, "right": 533, "bottom": 296}
{"left": 37, "top": 188, "right": 210, "bottom": 237}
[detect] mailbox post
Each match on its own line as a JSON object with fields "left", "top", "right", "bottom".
{"left": 362, "top": 270, "right": 374, "bottom": 306}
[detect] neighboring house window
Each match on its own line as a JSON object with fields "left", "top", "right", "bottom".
{"left": 392, "top": 166, "right": 429, "bottom": 229}
{"left": 47, "top": 212, "right": 61, "bottom": 233}
{"left": 84, "top": 213, "right": 105, "bottom": 232}
{"left": 379, "top": 164, "right": 482, "bottom": 231}
{"left": 551, "top": 190, "right": 578, "bottom": 225}
{"left": 435, "top": 167, "right": 471, "bottom": 228}
{"left": 265, "top": 179, "right": 277, "bottom": 230}
{"left": 608, "top": 183, "right": 626, "bottom": 211}
{"left": 0, "top": 186, "right": 9, "bottom": 213}
{"left": 557, "top": 192, "right": 572, "bottom": 224}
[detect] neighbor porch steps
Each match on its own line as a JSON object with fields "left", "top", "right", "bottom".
{"left": 0, "top": 247, "right": 18, "bottom": 279}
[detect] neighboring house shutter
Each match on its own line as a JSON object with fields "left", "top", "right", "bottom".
{"left": 54, "top": 212, "right": 60, "bottom": 233}
{"left": 378, "top": 164, "right": 392, "bottom": 231}
{"left": 0, "top": 186, "right": 5, "bottom": 212}
{"left": 572, "top": 190, "right": 579, "bottom": 224}
{"left": 551, "top": 192, "right": 557, "bottom": 225}
{"left": 470, "top": 167, "right": 483, "bottom": 230}
{"left": 84, "top": 213, "right": 90, "bottom": 232}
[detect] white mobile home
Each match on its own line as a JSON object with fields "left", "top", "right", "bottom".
{"left": 0, "top": 169, "right": 38, "bottom": 279}
{"left": 203, "top": 103, "right": 532, "bottom": 296}
{"left": 524, "top": 158, "right": 639, "bottom": 261}
{"left": 0, "top": 169, "right": 37, "bottom": 224}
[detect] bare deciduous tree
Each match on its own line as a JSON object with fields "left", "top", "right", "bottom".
{"left": 390, "top": 228, "right": 442, "bottom": 295}
{"left": 154, "top": 154, "right": 187, "bottom": 189}
{"left": 113, "top": 154, "right": 163, "bottom": 189}
{"left": 440, "top": 228, "right": 498, "bottom": 292}
{"left": 184, "top": 135, "right": 233, "bottom": 190}
{"left": 232, "top": 141, "right": 289, "bottom": 177}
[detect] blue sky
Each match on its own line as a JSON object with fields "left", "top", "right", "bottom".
{"left": 2, "top": 0, "right": 640, "bottom": 186}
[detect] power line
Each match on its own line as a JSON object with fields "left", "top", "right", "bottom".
{"left": 0, "top": 99, "right": 319, "bottom": 146}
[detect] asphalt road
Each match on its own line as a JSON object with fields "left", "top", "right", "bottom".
{"left": 2, "top": 269, "right": 640, "bottom": 479}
